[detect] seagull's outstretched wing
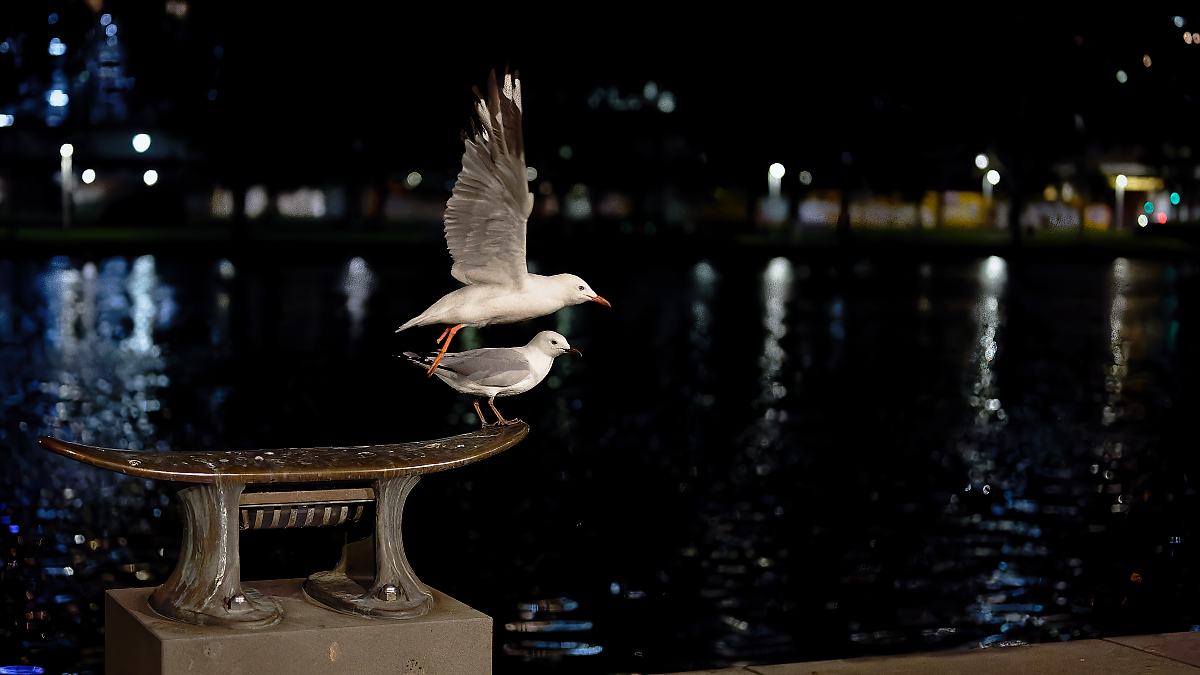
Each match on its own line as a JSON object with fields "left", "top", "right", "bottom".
{"left": 444, "top": 69, "right": 535, "bottom": 288}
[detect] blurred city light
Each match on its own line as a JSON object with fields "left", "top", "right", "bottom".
{"left": 644, "top": 81, "right": 658, "bottom": 99}
{"left": 1143, "top": 54, "right": 1152, "bottom": 67}
{"left": 47, "top": 90, "right": 68, "bottom": 107}
{"left": 1116, "top": 70, "right": 1128, "bottom": 83}
{"left": 799, "top": 171, "right": 812, "bottom": 185}
{"left": 245, "top": 185, "right": 268, "bottom": 218}
{"left": 559, "top": 145, "right": 573, "bottom": 160}
{"left": 1174, "top": 15, "right": 1185, "bottom": 27}
{"left": 769, "top": 163, "right": 786, "bottom": 180}
{"left": 142, "top": 170, "right": 158, "bottom": 186}
{"left": 132, "top": 134, "right": 151, "bottom": 153}
{"left": 986, "top": 170, "right": 1000, "bottom": 185}
{"left": 106, "top": 24, "right": 118, "bottom": 37}
{"left": 59, "top": 144, "right": 73, "bottom": 158}
{"left": 526, "top": 167, "right": 537, "bottom": 181}
{"left": 975, "top": 154, "right": 989, "bottom": 169}
{"left": 1143, "top": 201, "right": 1154, "bottom": 214}
{"left": 405, "top": 171, "right": 422, "bottom": 188}
{"left": 1115, "top": 174, "right": 1128, "bottom": 188}
{"left": 1062, "top": 183, "right": 1075, "bottom": 201}
{"left": 81, "top": 169, "right": 95, "bottom": 184}
{"left": 1043, "top": 185, "right": 1058, "bottom": 201}
{"left": 1138, "top": 214, "right": 1148, "bottom": 227}
{"left": 100, "top": 13, "right": 112, "bottom": 25}
{"left": 657, "top": 91, "right": 676, "bottom": 113}
{"left": 0, "top": 115, "right": 11, "bottom": 127}
{"left": 48, "top": 12, "right": 59, "bottom": 24}
{"left": 1171, "top": 192, "right": 1181, "bottom": 205}
{"left": 1188, "top": 33, "right": 1195, "bottom": 44}
{"left": 1157, "top": 212, "right": 1167, "bottom": 224}
{"left": 48, "top": 38, "right": 66, "bottom": 56}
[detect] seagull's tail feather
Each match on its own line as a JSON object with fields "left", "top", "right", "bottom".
{"left": 400, "top": 351, "right": 454, "bottom": 374}
{"left": 395, "top": 316, "right": 421, "bottom": 333}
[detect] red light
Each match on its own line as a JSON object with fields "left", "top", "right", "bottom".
{"left": 1157, "top": 212, "right": 1167, "bottom": 224}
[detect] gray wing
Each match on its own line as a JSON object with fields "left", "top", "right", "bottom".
{"left": 443, "top": 69, "right": 534, "bottom": 288}
{"left": 438, "top": 348, "right": 532, "bottom": 388}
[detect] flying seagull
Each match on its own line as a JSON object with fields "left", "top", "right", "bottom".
{"left": 395, "top": 69, "right": 609, "bottom": 376}
{"left": 402, "top": 330, "right": 580, "bottom": 427}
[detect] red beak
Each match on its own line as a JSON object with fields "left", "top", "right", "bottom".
{"left": 568, "top": 348, "right": 583, "bottom": 357}
{"left": 590, "top": 296, "right": 611, "bottom": 307}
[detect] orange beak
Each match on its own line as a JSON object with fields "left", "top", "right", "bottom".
{"left": 568, "top": 347, "right": 583, "bottom": 357}
{"left": 590, "top": 296, "right": 611, "bottom": 307}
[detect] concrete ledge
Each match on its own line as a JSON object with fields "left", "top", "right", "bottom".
{"left": 663, "top": 631, "right": 1200, "bottom": 674}
{"left": 106, "top": 578, "right": 491, "bottom": 675}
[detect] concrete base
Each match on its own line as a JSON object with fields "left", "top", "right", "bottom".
{"left": 105, "top": 579, "right": 491, "bottom": 675}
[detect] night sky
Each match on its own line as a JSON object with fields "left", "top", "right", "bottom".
{"left": 4, "top": 4, "right": 1198, "bottom": 198}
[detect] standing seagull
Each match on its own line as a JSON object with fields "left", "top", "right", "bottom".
{"left": 396, "top": 69, "right": 609, "bottom": 376}
{"left": 402, "top": 331, "right": 580, "bottom": 427}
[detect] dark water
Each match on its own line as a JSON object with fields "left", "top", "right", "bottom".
{"left": 0, "top": 239, "right": 1197, "bottom": 674}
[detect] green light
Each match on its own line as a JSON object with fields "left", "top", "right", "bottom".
{"left": 1171, "top": 192, "right": 1180, "bottom": 205}
{"left": 1144, "top": 201, "right": 1154, "bottom": 214}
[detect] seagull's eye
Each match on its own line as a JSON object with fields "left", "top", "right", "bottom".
{"left": 551, "top": 340, "right": 558, "bottom": 345}
{"left": 578, "top": 285, "right": 585, "bottom": 291}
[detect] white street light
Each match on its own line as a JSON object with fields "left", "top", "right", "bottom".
{"left": 986, "top": 170, "right": 999, "bottom": 185}
{"left": 132, "top": 133, "right": 151, "bottom": 153}
{"left": 975, "top": 154, "right": 989, "bottom": 169}
{"left": 143, "top": 169, "right": 159, "bottom": 186}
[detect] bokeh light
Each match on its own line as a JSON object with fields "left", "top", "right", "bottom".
{"left": 975, "top": 154, "right": 989, "bottom": 169}
{"left": 1115, "top": 174, "right": 1128, "bottom": 188}
{"left": 1137, "top": 214, "right": 1148, "bottom": 227}
{"left": 1157, "top": 212, "right": 1167, "bottom": 224}
{"left": 58, "top": 143, "right": 72, "bottom": 158}
{"left": 132, "top": 134, "right": 151, "bottom": 153}
{"left": 405, "top": 171, "right": 422, "bottom": 188}
{"left": 143, "top": 169, "right": 158, "bottom": 186}
{"left": 525, "top": 166, "right": 537, "bottom": 181}
{"left": 1143, "top": 201, "right": 1154, "bottom": 214}
{"left": 656, "top": 91, "right": 676, "bottom": 113}
{"left": 799, "top": 171, "right": 812, "bottom": 185}
{"left": 769, "top": 163, "right": 786, "bottom": 180}
{"left": 1174, "top": 15, "right": 1185, "bottom": 27}
{"left": 1116, "top": 70, "right": 1128, "bottom": 83}
{"left": 1143, "top": 54, "right": 1152, "bottom": 67}
{"left": 986, "top": 170, "right": 1000, "bottom": 185}
{"left": 81, "top": 169, "right": 95, "bottom": 184}
{"left": 1170, "top": 192, "right": 1180, "bottom": 205}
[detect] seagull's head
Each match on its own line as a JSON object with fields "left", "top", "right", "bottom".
{"left": 555, "top": 274, "right": 610, "bottom": 307}
{"left": 531, "top": 331, "right": 582, "bottom": 358}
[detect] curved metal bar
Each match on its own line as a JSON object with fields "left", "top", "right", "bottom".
{"left": 36, "top": 423, "right": 529, "bottom": 483}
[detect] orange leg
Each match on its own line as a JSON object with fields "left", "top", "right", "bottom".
{"left": 436, "top": 326, "right": 452, "bottom": 345}
{"left": 426, "top": 324, "right": 463, "bottom": 376}
{"left": 473, "top": 400, "right": 495, "bottom": 428}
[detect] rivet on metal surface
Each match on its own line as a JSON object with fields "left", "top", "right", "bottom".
{"left": 378, "top": 584, "right": 399, "bottom": 602}
{"left": 227, "top": 593, "right": 249, "bottom": 612}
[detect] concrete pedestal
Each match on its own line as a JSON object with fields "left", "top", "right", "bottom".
{"left": 105, "top": 579, "right": 491, "bottom": 675}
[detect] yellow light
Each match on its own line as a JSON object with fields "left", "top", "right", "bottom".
{"left": 1108, "top": 175, "right": 1161, "bottom": 191}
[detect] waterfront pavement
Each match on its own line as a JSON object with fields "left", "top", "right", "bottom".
{"left": 663, "top": 631, "right": 1200, "bottom": 674}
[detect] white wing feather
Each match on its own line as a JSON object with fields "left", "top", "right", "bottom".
{"left": 444, "top": 69, "right": 534, "bottom": 288}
